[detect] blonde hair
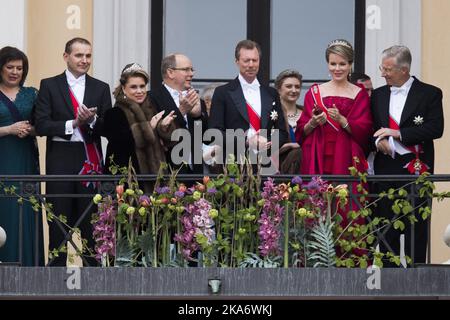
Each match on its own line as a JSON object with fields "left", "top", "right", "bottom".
{"left": 325, "top": 39, "right": 354, "bottom": 64}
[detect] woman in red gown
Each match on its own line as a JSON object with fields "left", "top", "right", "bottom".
{"left": 295, "top": 40, "right": 373, "bottom": 255}
{"left": 296, "top": 39, "right": 372, "bottom": 177}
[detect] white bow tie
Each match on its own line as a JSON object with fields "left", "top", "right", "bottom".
{"left": 69, "top": 78, "right": 85, "bottom": 87}
{"left": 390, "top": 86, "right": 406, "bottom": 95}
{"left": 242, "top": 82, "right": 259, "bottom": 91}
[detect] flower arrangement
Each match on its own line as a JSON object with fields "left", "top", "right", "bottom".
{"left": 90, "top": 159, "right": 441, "bottom": 268}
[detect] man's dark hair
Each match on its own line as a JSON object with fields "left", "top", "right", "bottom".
{"left": 349, "top": 72, "right": 371, "bottom": 84}
{"left": 234, "top": 40, "right": 261, "bottom": 60}
{"left": 64, "top": 37, "right": 91, "bottom": 54}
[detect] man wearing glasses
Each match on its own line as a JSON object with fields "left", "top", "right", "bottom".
{"left": 371, "top": 45, "right": 444, "bottom": 265}
{"left": 149, "top": 53, "right": 207, "bottom": 174}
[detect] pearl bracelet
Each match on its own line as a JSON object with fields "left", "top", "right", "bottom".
{"left": 342, "top": 122, "right": 349, "bottom": 129}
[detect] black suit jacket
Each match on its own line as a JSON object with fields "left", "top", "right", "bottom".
{"left": 34, "top": 72, "right": 112, "bottom": 162}
{"left": 371, "top": 77, "right": 444, "bottom": 174}
{"left": 148, "top": 85, "right": 208, "bottom": 174}
{"left": 208, "top": 77, "right": 288, "bottom": 164}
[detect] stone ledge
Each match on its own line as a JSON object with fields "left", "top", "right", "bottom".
{"left": 1, "top": 266, "right": 449, "bottom": 299}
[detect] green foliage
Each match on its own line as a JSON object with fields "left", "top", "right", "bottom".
{"left": 239, "top": 253, "right": 281, "bottom": 268}
{"left": 3, "top": 159, "right": 450, "bottom": 269}
{"left": 307, "top": 221, "right": 336, "bottom": 268}
{"left": 115, "top": 236, "right": 136, "bottom": 267}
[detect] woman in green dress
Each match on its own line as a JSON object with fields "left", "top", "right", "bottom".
{"left": 0, "top": 46, "right": 43, "bottom": 266}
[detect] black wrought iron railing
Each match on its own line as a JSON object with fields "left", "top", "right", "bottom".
{"left": 1, "top": 174, "right": 449, "bottom": 267}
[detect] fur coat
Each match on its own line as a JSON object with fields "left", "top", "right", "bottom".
{"left": 103, "top": 94, "right": 176, "bottom": 175}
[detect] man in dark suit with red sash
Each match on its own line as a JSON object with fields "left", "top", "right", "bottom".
{"left": 371, "top": 45, "right": 444, "bottom": 265}
{"left": 209, "top": 40, "right": 288, "bottom": 171}
{"left": 34, "top": 38, "right": 112, "bottom": 266}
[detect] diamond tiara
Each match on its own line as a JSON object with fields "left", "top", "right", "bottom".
{"left": 122, "top": 63, "right": 146, "bottom": 74}
{"left": 328, "top": 40, "right": 352, "bottom": 49}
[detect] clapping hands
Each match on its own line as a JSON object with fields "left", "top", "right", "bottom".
{"left": 179, "top": 88, "right": 201, "bottom": 117}
{"left": 150, "top": 110, "right": 177, "bottom": 130}
{"left": 160, "top": 110, "right": 177, "bottom": 128}
{"left": 74, "top": 104, "right": 97, "bottom": 127}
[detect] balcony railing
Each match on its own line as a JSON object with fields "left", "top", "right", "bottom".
{"left": 1, "top": 174, "right": 449, "bottom": 267}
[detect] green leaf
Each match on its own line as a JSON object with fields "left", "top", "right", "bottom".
{"left": 374, "top": 257, "right": 383, "bottom": 268}
{"left": 398, "top": 188, "right": 408, "bottom": 197}
{"left": 402, "top": 204, "right": 412, "bottom": 215}
{"left": 408, "top": 215, "right": 418, "bottom": 224}
{"left": 349, "top": 167, "right": 358, "bottom": 176}
{"left": 359, "top": 258, "right": 368, "bottom": 269}
{"left": 392, "top": 204, "right": 401, "bottom": 214}
{"left": 393, "top": 220, "right": 405, "bottom": 231}
{"left": 110, "top": 166, "right": 118, "bottom": 175}
{"left": 372, "top": 217, "right": 380, "bottom": 226}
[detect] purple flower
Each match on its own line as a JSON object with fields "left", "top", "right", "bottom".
{"left": 175, "top": 191, "right": 185, "bottom": 198}
{"left": 291, "top": 176, "right": 303, "bottom": 185}
{"left": 305, "top": 180, "right": 319, "bottom": 190}
{"left": 258, "top": 179, "right": 284, "bottom": 257}
{"left": 207, "top": 187, "right": 217, "bottom": 194}
{"left": 185, "top": 186, "right": 196, "bottom": 195}
{"left": 92, "top": 197, "right": 117, "bottom": 263}
{"left": 156, "top": 186, "right": 170, "bottom": 194}
{"left": 139, "top": 195, "right": 151, "bottom": 207}
{"left": 174, "top": 198, "right": 215, "bottom": 261}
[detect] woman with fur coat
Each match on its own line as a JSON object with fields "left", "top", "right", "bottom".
{"left": 103, "top": 63, "right": 177, "bottom": 187}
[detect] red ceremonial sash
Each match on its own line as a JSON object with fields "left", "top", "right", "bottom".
{"left": 388, "top": 116, "right": 428, "bottom": 175}
{"left": 246, "top": 102, "right": 261, "bottom": 132}
{"left": 68, "top": 89, "right": 102, "bottom": 187}
{"left": 311, "top": 84, "right": 340, "bottom": 131}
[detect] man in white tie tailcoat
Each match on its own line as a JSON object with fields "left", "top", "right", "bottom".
{"left": 371, "top": 45, "right": 444, "bottom": 265}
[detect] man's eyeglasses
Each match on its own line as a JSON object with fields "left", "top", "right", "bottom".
{"left": 170, "top": 67, "right": 195, "bottom": 72}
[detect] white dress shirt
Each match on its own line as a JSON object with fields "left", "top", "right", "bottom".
{"left": 375, "top": 76, "right": 415, "bottom": 158}
{"left": 53, "top": 70, "right": 94, "bottom": 142}
{"left": 388, "top": 77, "right": 415, "bottom": 157}
{"left": 238, "top": 73, "right": 261, "bottom": 139}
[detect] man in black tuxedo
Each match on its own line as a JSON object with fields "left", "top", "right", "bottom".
{"left": 371, "top": 45, "right": 444, "bottom": 265}
{"left": 34, "top": 38, "right": 112, "bottom": 266}
{"left": 149, "top": 53, "right": 207, "bottom": 174}
{"left": 208, "top": 40, "right": 288, "bottom": 172}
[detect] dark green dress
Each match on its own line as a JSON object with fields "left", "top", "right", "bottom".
{"left": 0, "top": 86, "right": 44, "bottom": 266}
